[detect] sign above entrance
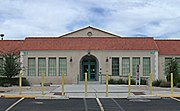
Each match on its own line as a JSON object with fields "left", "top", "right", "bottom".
{"left": 23, "top": 51, "right": 28, "bottom": 55}
{"left": 149, "top": 51, "right": 155, "bottom": 54}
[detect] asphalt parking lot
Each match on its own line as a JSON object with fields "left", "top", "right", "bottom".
{"left": 0, "top": 98, "right": 179, "bottom": 111}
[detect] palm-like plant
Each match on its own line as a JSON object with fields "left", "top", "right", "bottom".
{"left": 165, "top": 58, "right": 178, "bottom": 83}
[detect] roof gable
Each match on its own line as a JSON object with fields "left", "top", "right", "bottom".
{"left": 60, "top": 26, "right": 120, "bottom": 38}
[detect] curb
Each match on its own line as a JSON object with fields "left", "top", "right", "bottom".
{"left": 35, "top": 95, "right": 69, "bottom": 99}
{"left": 0, "top": 94, "right": 39, "bottom": 98}
{"left": 127, "top": 95, "right": 161, "bottom": 100}
{"left": 0, "top": 94, "right": 69, "bottom": 99}
{"left": 155, "top": 94, "right": 180, "bottom": 98}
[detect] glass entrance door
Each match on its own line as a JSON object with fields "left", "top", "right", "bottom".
{"left": 82, "top": 60, "right": 96, "bottom": 80}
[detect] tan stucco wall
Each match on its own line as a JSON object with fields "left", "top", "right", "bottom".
{"left": 21, "top": 50, "right": 157, "bottom": 84}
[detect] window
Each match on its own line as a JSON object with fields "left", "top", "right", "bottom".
{"left": 59, "top": 58, "right": 67, "bottom": 76}
{"left": 112, "top": 57, "right": 119, "bottom": 76}
{"left": 143, "top": 57, "right": 151, "bottom": 76}
{"left": 165, "top": 58, "right": 172, "bottom": 75}
{"left": 28, "top": 58, "right": 36, "bottom": 76}
{"left": 48, "top": 58, "right": 56, "bottom": 76}
{"left": 0, "top": 58, "right": 3, "bottom": 74}
{"left": 132, "top": 57, "right": 140, "bottom": 76}
{"left": 38, "top": 58, "right": 46, "bottom": 76}
{"left": 122, "top": 57, "right": 130, "bottom": 76}
{"left": 175, "top": 58, "right": 180, "bottom": 75}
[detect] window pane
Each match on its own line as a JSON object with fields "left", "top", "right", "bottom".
{"left": 59, "top": 58, "right": 67, "bottom": 76}
{"left": 48, "top": 58, "right": 56, "bottom": 76}
{"left": 38, "top": 58, "right": 46, "bottom": 76}
{"left": 143, "top": 57, "right": 151, "bottom": 76}
{"left": 112, "top": 57, "right": 119, "bottom": 76}
{"left": 28, "top": 58, "right": 36, "bottom": 76}
{"left": 122, "top": 57, "right": 130, "bottom": 76}
{"left": 132, "top": 57, "right": 140, "bottom": 76}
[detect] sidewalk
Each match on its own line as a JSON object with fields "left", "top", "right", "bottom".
{"left": 0, "top": 84, "right": 180, "bottom": 98}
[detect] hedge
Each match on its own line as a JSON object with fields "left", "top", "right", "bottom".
{"left": 0, "top": 77, "right": 30, "bottom": 86}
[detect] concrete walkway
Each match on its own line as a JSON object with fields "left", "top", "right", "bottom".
{"left": 1, "top": 84, "right": 180, "bottom": 98}
{"left": 51, "top": 84, "right": 180, "bottom": 98}
{"left": 52, "top": 84, "right": 130, "bottom": 98}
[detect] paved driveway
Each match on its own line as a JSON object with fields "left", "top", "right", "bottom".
{"left": 0, "top": 97, "right": 180, "bottom": 111}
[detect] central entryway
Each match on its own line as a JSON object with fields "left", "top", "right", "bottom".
{"left": 80, "top": 55, "right": 98, "bottom": 81}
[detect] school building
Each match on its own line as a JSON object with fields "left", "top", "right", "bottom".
{"left": 0, "top": 26, "right": 180, "bottom": 84}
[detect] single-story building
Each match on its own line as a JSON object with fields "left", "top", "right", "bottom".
{"left": 0, "top": 26, "right": 180, "bottom": 84}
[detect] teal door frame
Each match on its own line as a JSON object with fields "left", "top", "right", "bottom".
{"left": 82, "top": 60, "right": 96, "bottom": 81}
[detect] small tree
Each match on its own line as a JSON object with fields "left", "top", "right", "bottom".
{"left": 165, "top": 58, "right": 178, "bottom": 83}
{"left": 0, "top": 52, "right": 21, "bottom": 81}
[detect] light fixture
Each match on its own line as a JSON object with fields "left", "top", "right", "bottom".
{"left": 0, "top": 34, "right": 4, "bottom": 40}
{"left": 70, "top": 56, "right": 72, "bottom": 62}
{"left": 106, "top": 56, "right": 108, "bottom": 62}
{"left": 88, "top": 50, "right": 91, "bottom": 56}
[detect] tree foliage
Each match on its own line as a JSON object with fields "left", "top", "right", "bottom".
{"left": 165, "top": 58, "right": 178, "bottom": 83}
{"left": 0, "top": 52, "right": 21, "bottom": 79}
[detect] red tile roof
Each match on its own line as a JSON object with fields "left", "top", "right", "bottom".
{"left": 155, "top": 40, "right": 180, "bottom": 55}
{"left": 1, "top": 38, "right": 179, "bottom": 55}
{"left": 21, "top": 37, "right": 158, "bottom": 51}
{"left": 0, "top": 40, "right": 23, "bottom": 54}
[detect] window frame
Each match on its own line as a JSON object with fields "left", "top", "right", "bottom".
{"left": 59, "top": 57, "right": 67, "bottom": 76}
{"left": 112, "top": 57, "right": 120, "bottom": 76}
{"left": 132, "top": 57, "right": 140, "bottom": 76}
{"left": 143, "top": 57, "right": 151, "bottom": 76}
{"left": 48, "top": 57, "right": 56, "bottom": 76}
{"left": 28, "top": 57, "right": 36, "bottom": 76}
{"left": 38, "top": 58, "right": 46, "bottom": 76}
{"left": 122, "top": 57, "right": 130, "bottom": 76}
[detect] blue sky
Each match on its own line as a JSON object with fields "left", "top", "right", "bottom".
{"left": 0, "top": 0, "right": 180, "bottom": 40}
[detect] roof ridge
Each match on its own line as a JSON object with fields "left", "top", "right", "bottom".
{"left": 155, "top": 39, "right": 180, "bottom": 41}
{"left": 121, "top": 37, "right": 154, "bottom": 39}
{"left": 26, "top": 37, "right": 58, "bottom": 39}
{"left": 24, "top": 37, "right": 157, "bottom": 39}
{"left": 0, "top": 40, "right": 24, "bottom": 41}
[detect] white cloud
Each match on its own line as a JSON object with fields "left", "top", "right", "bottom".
{"left": 0, "top": 0, "right": 180, "bottom": 39}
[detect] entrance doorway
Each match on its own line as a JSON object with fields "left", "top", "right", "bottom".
{"left": 80, "top": 55, "right": 98, "bottom": 81}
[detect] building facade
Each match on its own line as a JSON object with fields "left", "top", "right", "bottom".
{"left": 0, "top": 26, "right": 180, "bottom": 84}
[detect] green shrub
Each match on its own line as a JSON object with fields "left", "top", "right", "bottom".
{"left": 125, "top": 79, "right": 136, "bottom": 85}
{"left": 0, "top": 77, "right": 11, "bottom": 86}
{"left": 108, "top": 78, "right": 117, "bottom": 84}
{"left": 176, "top": 83, "right": 180, "bottom": 88}
{"left": 152, "top": 80, "right": 162, "bottom": 87}
{"left": 117, "top": 78, "right": 125, "bottom": 84}
{"left": 174, "top": 75, "right": 180, "bottom": 85}
{"left": 22, "top": 79, "right": 30, "bottom": 86}
{"left": 0, "top": 77, "right": 30, "bottom": 86}
{"left": 131, "top": 79, "right": 136, "bottom": 85}
{"left": 140, "top": 79, "right": 147, "bottom": 85}
{"left": 108, "top": 78, "right": 126, "bottom": 84}
{"left": 159, "top": 82, "right": 171, "bottom": 87}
